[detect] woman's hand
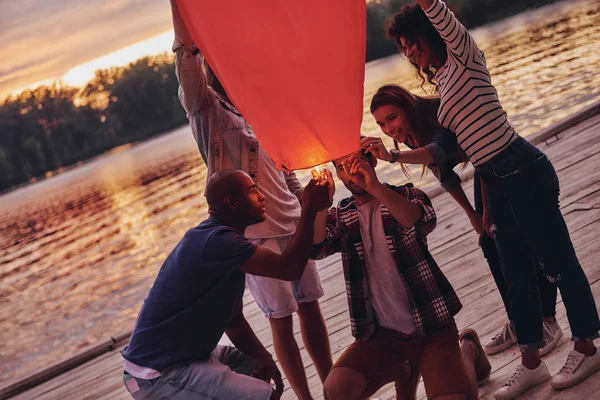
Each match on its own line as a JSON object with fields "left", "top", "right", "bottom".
{"left": 482, "top": 208, "right": 496, "bottom": 239}
{"left": 467, "top": 210, "right": 484, "bottom": 235}
{"left": 361, "top": 136, "right": 392, "bottom": 162}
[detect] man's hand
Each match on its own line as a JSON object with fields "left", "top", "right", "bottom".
{"left": 311, "top": 168, "right": 336, "bottom": 202}
{"left": 302, "top": 179, "right": 332, "bottom": 213}
{"left": 361, "top": 136, "right": 392, "bottom": 162}
{"left": 343, "top": 155, "right": 380, "bottom": 190}
{"left": 253, "top": 356, "right": 284, "bottom": 398}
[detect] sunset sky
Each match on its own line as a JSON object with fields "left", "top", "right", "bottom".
{"left": 0, "top": 0, "right": 174, "bottom": 99}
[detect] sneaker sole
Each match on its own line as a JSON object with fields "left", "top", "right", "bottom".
{"left": 484, "top": 340, "right": 516, "bottom": 356}
{"left": 551, "top": 359, "right": 600, "bottom": 390}
{"left": 494, "top": 372, "right": 550, "bottom": 400}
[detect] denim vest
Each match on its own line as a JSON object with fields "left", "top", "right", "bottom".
{"left": 174, "top": 42, "right": 260, "bottom": 184}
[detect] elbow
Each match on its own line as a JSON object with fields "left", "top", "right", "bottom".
{"left": 404, "top": 219, "right": 418, "bottom": 230}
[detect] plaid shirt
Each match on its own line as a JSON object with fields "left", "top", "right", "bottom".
{"left": 312, "top": 183, "right": 462, "bottom": 339}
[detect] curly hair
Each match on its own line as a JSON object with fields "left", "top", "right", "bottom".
{"left": 387, "top": 4, "right": 448, "bottom": 93}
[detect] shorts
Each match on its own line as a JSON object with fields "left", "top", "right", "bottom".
{"left": 333, "top": 321, "right": 469, "bottom": 399}
{"left": 246, "top": 235, "right": 324, "bottom": 319}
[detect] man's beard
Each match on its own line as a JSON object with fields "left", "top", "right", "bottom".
{"left": 346, "top": 182, "right": 367, "bottom": 195}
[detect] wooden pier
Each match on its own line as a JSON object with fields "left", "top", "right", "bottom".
{"left": 3, "top": 101, "right": 600, "bottom": 400}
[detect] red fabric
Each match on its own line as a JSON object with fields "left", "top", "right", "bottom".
{"left": 177, "top": 0, "right": 365, "bottom": 171}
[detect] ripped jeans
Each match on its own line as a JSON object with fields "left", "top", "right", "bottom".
{"left": 477, "top": 136, "right": 599, "bottom": 349}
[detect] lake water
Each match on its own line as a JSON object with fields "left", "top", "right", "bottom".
{"left": 1, "top": 0, "right": 599, "bottom": 387}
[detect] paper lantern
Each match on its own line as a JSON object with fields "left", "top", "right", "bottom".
{"left": 177, "top": 0, "right": 365, "bottom": 171}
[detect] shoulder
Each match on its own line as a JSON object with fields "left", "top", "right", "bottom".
{"left": 181, "top": 220, "right": 250, "bottom": 255}
{"left": 202, "top": 221, "right": 249, "bottom": 248}
{"left": 431, "top": 128, "right": 459, "bottom": 151}
{"left": 338, "top": 197, "right": 356, "bottom": 210}
{"left": 197, "top": 221, "right": 257, "bottom": 270}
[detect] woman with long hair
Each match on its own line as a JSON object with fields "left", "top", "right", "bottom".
{"left": 363, "top": 83, "right": 560, "bottom": 359}
{"left": 385, "top": 1, "right": 600, "bottom": 399}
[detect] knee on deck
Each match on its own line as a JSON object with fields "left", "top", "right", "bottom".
{"left": 323, "top": 367, "right": 367, "bottom": 400}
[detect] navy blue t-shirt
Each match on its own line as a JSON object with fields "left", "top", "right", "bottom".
{"left": 122, "top": 218, "right": 257, "bottom": 371}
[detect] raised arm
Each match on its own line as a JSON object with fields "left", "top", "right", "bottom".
{"left": 371, "top": 184, "right": 423, "bottom": 229}
{"left": 419, "top": 0, "right": 479, "bottom": 64}
{"left": 344, "top": 156, "right": 425, "bottom": 230}
{"left": 170, "top": 0, "right": 212, "bottom": 114}
{"left": 311, "top": 168, "right": 335, "bottom": 244}
{"left": 362, "top": 136, "right": 435, "bottom": 165}
{"left": 284, "top": 171, "right": 304, "bottom": 201}
{"left": 240, "top": 180, "right": 330, "bottom": 281}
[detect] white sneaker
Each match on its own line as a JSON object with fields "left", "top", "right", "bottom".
{"left": 540, "top": 320, "right": 563, "bottom": 356}
{"left": 551, "top": 347, "right": 600, "bottom": 389}
{"left": 494, "top": 361, "right": 550, "bottom": 400}
{"left": 484, "top": 321, "right": 516, "bottom": 355}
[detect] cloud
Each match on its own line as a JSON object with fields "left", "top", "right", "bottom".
{"left": 0, "top": 0, "right": 171, "bottom": 97}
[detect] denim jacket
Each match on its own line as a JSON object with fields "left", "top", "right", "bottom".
{"left": 172, "top": 40, "right": 302, "bottom": 195}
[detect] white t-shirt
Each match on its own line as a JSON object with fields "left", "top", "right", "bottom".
{"left": 356, "top": 199, "right": 416, "bottom": 334}
{"left": 245, "top": 147, "right": 302, "bottom": 239}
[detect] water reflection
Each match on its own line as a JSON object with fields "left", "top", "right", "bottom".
{"left": 1, "top": 0, "right": 600, "bottom": 387}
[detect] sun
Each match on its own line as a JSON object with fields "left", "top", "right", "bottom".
{"left": 62, "top": 30, "right": 175, "bottom": 88}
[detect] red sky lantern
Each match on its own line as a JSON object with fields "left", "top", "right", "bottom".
{"left": 177, "top": 0, "right": 366, "bottom": 171}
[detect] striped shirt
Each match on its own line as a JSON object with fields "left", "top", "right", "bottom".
{"left": 424, "top": 0, "right": 517, "bottom": 166}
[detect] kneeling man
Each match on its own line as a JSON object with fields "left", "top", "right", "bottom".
{"left": 313, "top": 150, "right": 491, "bottom": 400}
{"left": 122, "top": 170, "right": 330, "bottom": 400}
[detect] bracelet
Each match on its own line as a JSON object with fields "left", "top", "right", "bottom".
{"left": 389, "top": 149, "right": 400, "bottom": 164}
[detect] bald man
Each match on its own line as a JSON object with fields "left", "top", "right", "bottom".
{"left": 121, "top": 170, "right": 331, "bottom": 400}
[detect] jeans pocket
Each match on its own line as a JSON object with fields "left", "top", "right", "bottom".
{"left": 487, "top": 155, "right": 523, "bottom": 179}
{"left": 535, "top": 156, "right": 560, "bottom": 193}
{"left": 168, "top": 364, "right": 192, "bottom": 386}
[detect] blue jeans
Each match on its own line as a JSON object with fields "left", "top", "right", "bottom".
{"left": 473, "top": 171, "right": 557, "bottom": 322}
{"left": 123, "top": 346, "right": 273, "bottom": 399}
{"left": 477, "top": 136, "right": 599, "bottom": 348}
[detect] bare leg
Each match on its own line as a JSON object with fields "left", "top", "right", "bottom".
{"left": 522, "top": 347, "right": 541, "bottom": 369}
{"left": 298, "top": 301, "right": 333, "bottom": 382}
{"left": 270, "top": 315, "right": 313, "bottom": 400}
{"left": 574, "top": 340, "right": 597, "bottom": 356}
{"left": 323, "top": 367, "right": 368, "bottom": 400}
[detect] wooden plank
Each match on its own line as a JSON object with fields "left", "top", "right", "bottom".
{"left": 7, "top": 111, "right": 600, "bottom": 400}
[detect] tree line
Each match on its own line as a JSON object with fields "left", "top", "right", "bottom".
{"left": 0, "top": 0, "right": 561, "bottom": 192}
{"left": 0, "top": 54, "right": 187, "bottom": 191}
